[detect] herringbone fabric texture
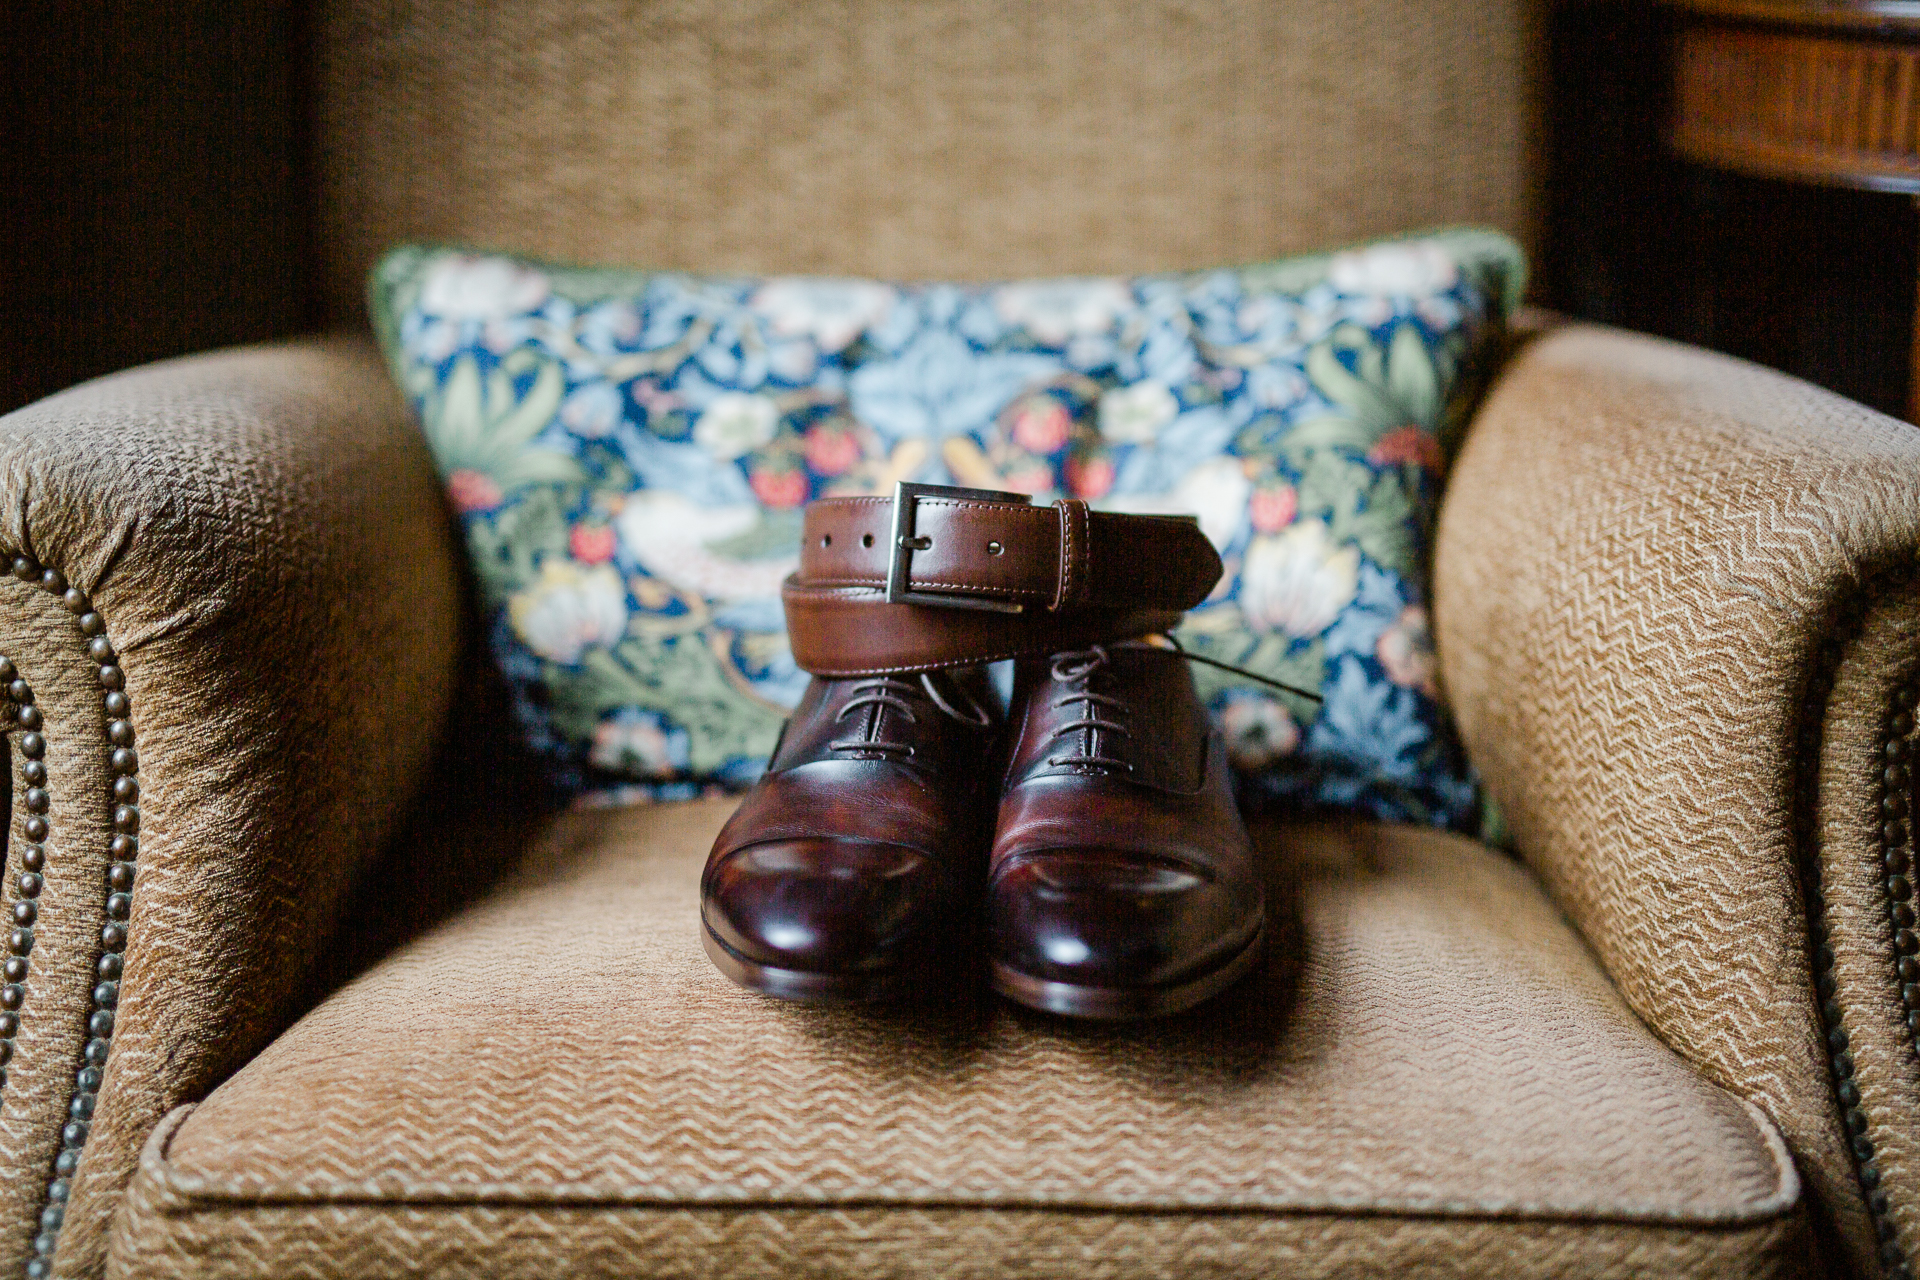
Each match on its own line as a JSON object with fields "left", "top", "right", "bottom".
{"left": 311, "top": 0, "right": 1536, "bottom": 324}
{"left": 108, "top": 799, "right": 1810, "bottom": 1278}
{"left": 1820, "top": 579, "right": 1920, "bottom": 1268}
{"left": 0, "top": 338, "right": 464, "bottom": 1278}
{"left": 1433, "top": 323, "right": 1920, "bottom": 1276}
{"left": 112, "top": 1181, "right": 1814, "bottom": 1280}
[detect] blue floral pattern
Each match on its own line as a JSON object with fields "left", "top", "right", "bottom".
{"left": 372, "top": 230, "right": 1523, "bottom": 829}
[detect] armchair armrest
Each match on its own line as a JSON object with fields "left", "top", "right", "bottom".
{"left": 0, "top": 337, "right": 462, "bottom": 1278}
{"left": 1434, "top": 322, "right": 1920, "bottom": 1277}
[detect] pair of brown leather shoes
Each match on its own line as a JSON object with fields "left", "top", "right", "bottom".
{"left": 702, "top": 640, "right": 1263, "bottom": 1019}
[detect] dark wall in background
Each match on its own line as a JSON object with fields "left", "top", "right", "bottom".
{"left": 1541, "top": 0, "right": 1916, "bottom": 421}
{"left": 0, "top": 0, "right": 310, "bottom": 414}
{"left": 1, "top": 1, "right": 1912, "bottom": 421}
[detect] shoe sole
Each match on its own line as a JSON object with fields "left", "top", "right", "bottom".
{"left": 989, "top": 922, "right": 1265, "bottom": 1021}
{"left": 702, "top": 919, "right": 909, "bottom": 1003}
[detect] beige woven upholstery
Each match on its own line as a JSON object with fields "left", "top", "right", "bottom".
{"left": 1435, "top": 324, "right": 1920, "bottom": 1277}
{"left": 108, "top": 801, "right": 1810, "bottom": 1279}
{"left": 0, "top": 338, "right": 465, "bottom": 1279}
{"left": 311, "top": 0, "right": 1536, "bottom": 319}
{"left": 1825, "top": 578, "right": 1920, "bottom": 1273}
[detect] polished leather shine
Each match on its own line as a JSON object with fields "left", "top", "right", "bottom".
{"left": 702, "top": 669, "right": 996, "bottom": 999}
{"left": 757, "top": 485, "right": 1248, "bottom": 1014}
{"left": 785, "top": 492, "right": 1220, "bottom": 675}
{"left": 989, "top": 643, "right": 1263, "bottom": 1019}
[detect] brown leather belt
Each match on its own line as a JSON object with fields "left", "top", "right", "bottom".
{"left": 782, "top": 482, "right": 1223, "bottom": 675}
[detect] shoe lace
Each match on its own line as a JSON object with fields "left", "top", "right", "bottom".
{"left": 1045, "top": 646, "right": 1136, "bottom": 772}
{"left": 827, "top": 672, "right": 995, "bottom": 758}
{"left": 1041, "top": 638, "right": 1327, "bottom": 774}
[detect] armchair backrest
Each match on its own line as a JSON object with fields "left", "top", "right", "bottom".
{"left": 311, "top": 0, "right": 1539, "bottom": 322}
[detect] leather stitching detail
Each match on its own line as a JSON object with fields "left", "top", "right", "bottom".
{"left": 1053, "top": 500, "right": 1089, "bottom": 612}
{"left": 799, "top": 577, "right": 1052, "bottom": 600}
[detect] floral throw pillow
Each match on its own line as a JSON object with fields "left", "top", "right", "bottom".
{"left": 372, "top": 229, "right": 1523, "bottom": 829}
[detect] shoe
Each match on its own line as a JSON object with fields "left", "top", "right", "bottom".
{"left": 735, "top": 482, "right": 1238, "bottom": 1008}
{"left": 702, "top": 668, "right": 996, "bottom": 1001}
{"left": 988, "top": 642, "right": 1263, "bottom": 1019}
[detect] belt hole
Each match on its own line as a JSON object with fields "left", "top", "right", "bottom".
{"left": 821, "top": 534, "right": 832, "bottom": 547}
{"left": 987, "top": 541, "right": 1004, "bottom": 556}
{"left": 862, "top": 533, "right": 875, "bottom": 548}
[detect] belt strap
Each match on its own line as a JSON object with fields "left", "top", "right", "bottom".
{"left": 782, "top": 483, "right": 1223, "bottom": 675}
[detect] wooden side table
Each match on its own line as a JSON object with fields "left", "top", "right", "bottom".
{"left": 1669, "top": 0, "right": 1920, "bottom": 418}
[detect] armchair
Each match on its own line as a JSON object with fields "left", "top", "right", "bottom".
{"left": 2, "top": 3, "right": 1915, "bottom": 1277}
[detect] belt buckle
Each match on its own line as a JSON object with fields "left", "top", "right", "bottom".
{"left": 886, "top": 481, "right": 1030, "bottom": 614}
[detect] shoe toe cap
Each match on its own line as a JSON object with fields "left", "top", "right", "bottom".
{"left": 704, "top": 838, "right": 938, "bottom": 973}
{"left": 989, "top": 850, "right": 1255, "bottom": 989}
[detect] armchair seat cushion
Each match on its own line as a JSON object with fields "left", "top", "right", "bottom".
{"left": 109, "top": 801, "right": 1810, "bottom": 1279}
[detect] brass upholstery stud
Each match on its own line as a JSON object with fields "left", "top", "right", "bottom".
{"left": 0, "top": 555, "right": 153, "bottom": 1280}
